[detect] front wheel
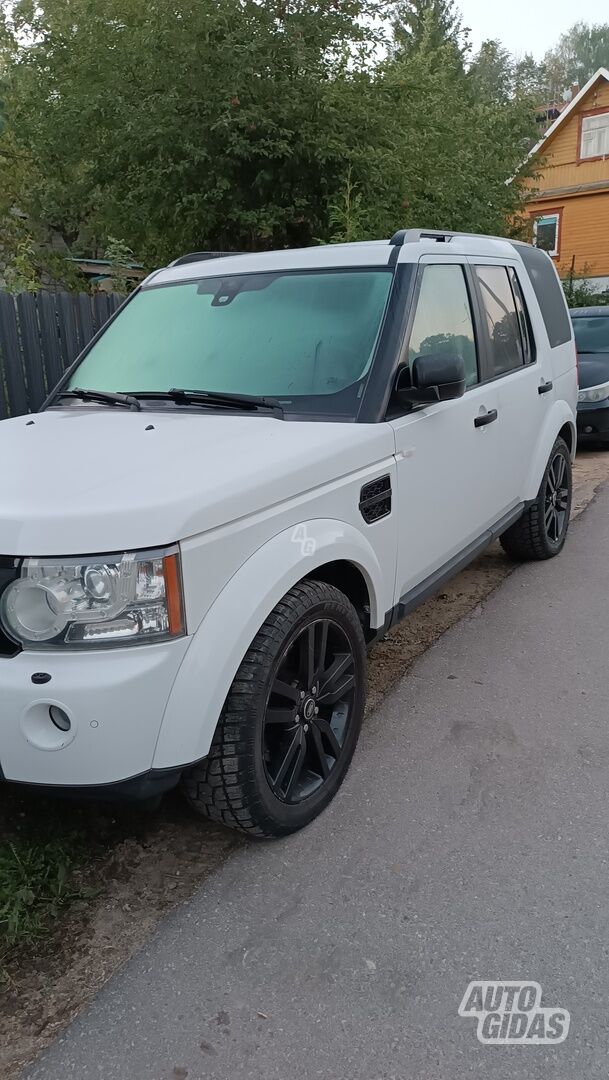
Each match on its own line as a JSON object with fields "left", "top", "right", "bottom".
{"left": 500, "top": 436, "right": 572, "bottom": 561}
{"left": 182, "top": 580, "right": 366, "bottom": 838}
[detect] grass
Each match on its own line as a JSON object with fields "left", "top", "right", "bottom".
{"left": 0, "top": 790, "right": 158, "bottom": 974}
{"left": 0, "top": 792, "right": 121, "bottom": 972}
{"left": 0, "top": 837, "right": 85, "bottom": 950}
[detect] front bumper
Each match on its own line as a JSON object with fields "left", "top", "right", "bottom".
{"left": 0, "top": 638, "right": 191, "bottom": 788}
{"left": 577, "top": 398, "right": 609, "bottom": 441}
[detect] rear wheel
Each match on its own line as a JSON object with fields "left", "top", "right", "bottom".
{"left": 182, "top": 580, "right": 366, "bottom": 838}
{"left": 500, "top": 437, "right": 572, "bottom": 561}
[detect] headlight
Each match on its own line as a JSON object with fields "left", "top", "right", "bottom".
{"left": 578, "top": 381, "right": 609, "bottom": 404}
{"left": 0, "top": 546, "right": 185, "bottom": 649}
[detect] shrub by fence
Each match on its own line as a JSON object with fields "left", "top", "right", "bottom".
{"left": 0, "top": 290, "right": 124, "bottom": 419}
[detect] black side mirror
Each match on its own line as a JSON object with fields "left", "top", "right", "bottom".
{"left": 393, "top": 353, "right": 466, "bottom": 405}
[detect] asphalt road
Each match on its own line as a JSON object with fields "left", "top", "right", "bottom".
{"left": 27, "top": 487, "right": 609, "bottom": 1080}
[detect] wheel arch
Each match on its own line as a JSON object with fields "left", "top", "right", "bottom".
{"left": 523, "top": 403, "right": 576, "bottom": 501}
{"left": 557, "top": 420, "right": 576, "bottom": 459}
{"left": 154, "top": 520, "right": 387, "bottom": 769}
{"left": 303, "top": 559, "right": 373, "bottom": 640}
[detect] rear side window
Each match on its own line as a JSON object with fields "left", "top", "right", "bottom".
{"left": 508, "top": 267, "right": 536, "bottom": 364}
{"left": 512, "top": 243, "right": 572, "bottom": 348}
{"left": 475, "top": 265, "right": 524, "bottom": 377}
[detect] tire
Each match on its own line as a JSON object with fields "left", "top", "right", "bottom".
{"left": 499, "top": 437, "right": 572, "bottom": 561}
{"left": 182, "top": 580, "right": 367, "bottom": 839}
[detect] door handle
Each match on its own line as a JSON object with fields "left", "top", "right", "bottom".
{"left": 474, "top": 409, "right": 498, "bottom": 428}
{"left": 538, "top": 380, "right": 553, "bottom": 395}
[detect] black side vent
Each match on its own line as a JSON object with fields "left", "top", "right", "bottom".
{"left": 359, "top": 475, "right": 392, "bottom": 524}
{"left": 0, "top": 557, "right": 21, "bottom": 658}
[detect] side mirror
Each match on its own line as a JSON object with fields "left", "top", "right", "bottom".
{"left": 393, "top": 353, "right": 466, "bottom": 405}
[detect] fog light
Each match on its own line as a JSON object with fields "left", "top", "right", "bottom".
{"left": 585, "top": 425, "right": 593, "bottom": 434}
{"left": 49, "top": 705, "right": 71, "bottom": 732}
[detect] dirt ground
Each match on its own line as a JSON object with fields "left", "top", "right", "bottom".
{"left": 1, "top": 447, "right": 608, "bottom": 1079}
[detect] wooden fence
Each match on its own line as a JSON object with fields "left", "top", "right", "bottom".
{"left": 0, "top": 290, "right": 124, "bottom": 419}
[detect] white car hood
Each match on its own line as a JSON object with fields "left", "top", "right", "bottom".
{"left": 0, "top": 408, "right": 394, "bottom": 555}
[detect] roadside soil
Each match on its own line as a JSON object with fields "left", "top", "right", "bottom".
{"left": 1, "top": 447, "right": 607, "bottom": 1079}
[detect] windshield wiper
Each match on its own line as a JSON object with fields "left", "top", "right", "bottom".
{"left": 59, "top": 388, "right": 142, "bottom": 411}
{"left": 132, "top": 388, "right": 284, "bottom": 418}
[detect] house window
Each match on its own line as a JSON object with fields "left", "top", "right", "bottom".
{"left": 580, "top": 111, "right": 609, "bottom": 159}
{"left": 533, "top": 213, "right": 559, "bottom": 257}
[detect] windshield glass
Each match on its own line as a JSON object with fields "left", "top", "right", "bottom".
{"left": 67, "top": 269, "right": 393, "bottom": 417}
{"left": 572, "top": 316, "right": 609, "bottom": 353}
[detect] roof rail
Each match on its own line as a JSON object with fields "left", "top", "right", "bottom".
{"left": 390, "top": 229, "right": 453, "bottom": 245}
{"left": 390, "top": 228, "right": 514, "bottom": 246}
{"left": 169, "top": 251, "right": 243, "bottom": 267}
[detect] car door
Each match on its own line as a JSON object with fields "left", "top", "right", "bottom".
{"left": 389, "top": 256, "right": 512, "bottom": 605}
{"left": 467, "top": 258, "right": 549, "bottom": 507}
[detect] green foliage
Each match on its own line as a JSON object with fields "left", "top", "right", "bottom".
{"left": 0, "top": 838, "right": 84, "bottom": 950}
{"left": 392, "top": 0, "right": 462, "bottom": 54}
{"left": 328, "top": 168, "right": 369, "bottom": 243}
{"left": 562, "top": 272, "right": 609, "bottom": 309}
{"left": 378, "top": 13, "right": 536, "bottom": 236}
{"left": 0, "top": 0, "right": 538, "bottom": 279}
{"left": 103, "top": 236, "right": 136, "bottom": 293}
{"left": 544, "top": 21, "right": 609, "bottom": 97}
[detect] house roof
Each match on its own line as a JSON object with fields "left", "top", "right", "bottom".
{"left": 526, "top": 67, "right": 609, "bottom": 164}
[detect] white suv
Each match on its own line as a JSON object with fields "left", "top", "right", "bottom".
{"left": 0, "top": 230, "right": 577, "bottom": 836}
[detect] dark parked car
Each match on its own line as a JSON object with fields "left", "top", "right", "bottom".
{"left": 571, "top": 306, "right": 609, "bottom": 445}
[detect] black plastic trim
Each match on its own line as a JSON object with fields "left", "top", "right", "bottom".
{"left": 0, "top": 760, "right": 206, "bottom": 801}
{"left": 0, "top": 556, "right": 21, "bottom": 658}
{"left": 358, "top": 263, "right": 417, "bottom": 423}
{"left": 380, "top": 504, "right": 525, "bottom": 631}
{"left": 359, "top": 475, "right": 392, "bottom": 523}
{"left": 169, "top": 251, "right": 243, "bottom": 267}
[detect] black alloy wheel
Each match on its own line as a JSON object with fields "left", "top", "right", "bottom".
{"left": 500, "top": 436, "right": 572, "bottom": 561}
{"left": 182, "top": 580, "right": 366, "bottom": 838}
{"left": 544, "top": 450, "right": 569, "bottom": 545}
{"left": 263, "top": 617, "right": 356, "bottom": 805}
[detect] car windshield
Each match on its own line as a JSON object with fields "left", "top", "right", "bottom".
{"left": 67, "top": 269, "right": 393, "bottom": 418}
{"left": 572, "top": 316, "right": 609, "bottom": 354}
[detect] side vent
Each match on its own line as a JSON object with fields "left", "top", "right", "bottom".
{"left": 359, "top": 475, "right": 392, "bottom": 524}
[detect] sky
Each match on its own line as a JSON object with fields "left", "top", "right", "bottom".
{"left": 457, "top": 0, "right": 608, "bottom": 58}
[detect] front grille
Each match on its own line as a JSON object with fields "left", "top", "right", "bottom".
{"left": 0, "top": 557, "right": 21, "bottom": 657}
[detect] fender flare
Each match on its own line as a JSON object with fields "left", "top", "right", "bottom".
{"left": 523, "top": 401, "right": 576, "bottom": 502}
{"left": 153, "top": 519, "right": 386, "bottom": 768}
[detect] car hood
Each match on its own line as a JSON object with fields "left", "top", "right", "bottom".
{"left": 578, "top": 353, "right": 609, "bottom": 390}
{"left": 0, "top": 408, "right": 394, "bottom": 555}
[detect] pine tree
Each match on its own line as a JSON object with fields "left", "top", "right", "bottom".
{"left": 392, "top": 0, "right": 464, "bottom": 55}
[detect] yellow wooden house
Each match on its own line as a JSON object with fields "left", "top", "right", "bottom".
{"left": 525, "top": 67, "right": 609, "bottom": 293}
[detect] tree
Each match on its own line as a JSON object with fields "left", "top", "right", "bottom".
{"left": 378, "top": 13, "right": 537, "bottom": 237}
{"left": 513, "top": 53, "right": 551, "bottom": 102}
{"left": 544, "top": 21, "right": 609, "bottom": 97}
{"left": 469, "top": 40, "right": 515, "bottom": 103}
{"left": 392, "top": 0, "right": 463, "bottom": 54}
{"left": 0, "top": 0, "right": 538, "bottom": 281}
{"left": 0, "top": 0, "right": 392, "bottom": 264}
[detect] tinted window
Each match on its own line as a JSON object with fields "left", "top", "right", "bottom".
{"left": 572, "top": 317, "right": 609, "bottom": 354}
{"left": 508, "top": 267, "right": 535, "bottom": 364}
{"left": 67, "top": 269, "right": 393, "bottom": 418}
{"left": 408, "top": 264, "right": 478, "bottom": 386}
{"left": 512, "top": 243, "right": 572, "bottom": 348}
{"left": 476, "top": 266, "right": 524, "bottom": 376}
